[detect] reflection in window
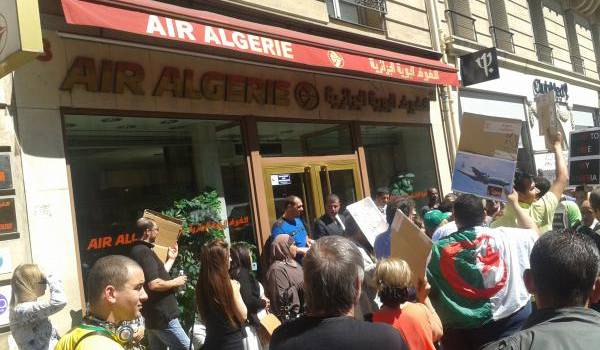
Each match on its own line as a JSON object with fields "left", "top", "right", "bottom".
{"left": 257, "top": 121, "right": 352, "bottom": 157}
{"left": 326, "top": 0, "right": 386, "bottom": 30}
{"left": 361, "top": 125, "right": 438, "bottom": 207}
{"left": 65, "top": 115, "right": 254, "bottom": 269}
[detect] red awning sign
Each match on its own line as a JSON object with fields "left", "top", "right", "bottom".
{"left": 60, "top": 0, "right": 459, "bottom": 86}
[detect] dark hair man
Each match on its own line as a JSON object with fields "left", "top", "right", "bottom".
{"left": 129, "top": 218, "right": 189, "bottom": 350}
{"left": 420, "top": 187, "right": 441, "bottom": 217}
{"left": 271, "top": 195, "right": 310, "bottom": 256}
{"left": 270, "top": 236, "right": 408, "bottom": 350}
{"left": 427, "top": 193, "right": 540, "bottom": 350}
{"left": 591, "top": 188, "right": 600, "bottom": 230}
{"left": 374, "top": 187, "right": 390, "bottom": 214}
{"left": 535, "top": 176, "right": 581, "bottom": 230}
{"left": 491, "top": 132, "right": 568, "bottom": 233}
{"left": 56, "top": 255, "right": 147, "bottom": 350}
{"left": 313, "top": 194, "right": 346, "bottom": 240}
{"left": 482, "top": 231, "right": 600, "bottom": 349}
{"left": 374, "top": 197, "right": 416, "bottom": 259}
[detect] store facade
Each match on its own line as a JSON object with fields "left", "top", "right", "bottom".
{"left": 0, "top": 0, "right": 459, "bottom": 335}
{"left": 457, "top": 65, "right": 599, "bottom": 179}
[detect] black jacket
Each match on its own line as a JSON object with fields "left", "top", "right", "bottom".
{"left": 313, "top": 214, "right": 346, "bottom": 240}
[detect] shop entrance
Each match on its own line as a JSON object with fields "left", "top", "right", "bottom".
{"left": 261, "top": 155, "right": 364, "bottom": 236}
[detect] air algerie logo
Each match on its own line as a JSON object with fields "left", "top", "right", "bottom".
{"left": 439, "top": 234, "right": 507, "bottom": 299}
{"left": 327, "top": 50, "right": 344, "bottom": 68}
{"left": 0, "top": 14, "right": 7, "bottom": 56}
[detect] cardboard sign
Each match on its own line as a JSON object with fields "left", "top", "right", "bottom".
{"left": 535, "top": 91, "right": 566, "bottom": 149}
{"left": 458, "top": 114, "right": 521, "bottom": 161}
{"left": 390, "top": 210, "right": 432, "bottom": 286}
{"left": 143, "top": 209, "right": 183, "bottom": 262}
{"left": 569, "top": 128, "right": 600, "bottom": 186}
{"left": 453, "top": 114, "right": 521, "bottom": 202}
{"left": 346, "top": 197, "right": 388, "bottom": 248}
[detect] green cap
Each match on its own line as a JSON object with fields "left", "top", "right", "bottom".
{"left": 424, "top": 210, "right": 451, "bottom": 232}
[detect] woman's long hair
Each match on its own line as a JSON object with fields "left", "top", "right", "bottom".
{"left": 11, "top": 264, "right": 44, "bottom": 307}
{"left": 196, "top": 239, "right": 244, "bottom": 328}
{"left": 229, "top": 243, "right": 252, "bottom": 280}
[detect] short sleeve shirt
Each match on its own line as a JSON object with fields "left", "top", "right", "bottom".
{"left": 271, "top": 218, "right": 308, "bottom": 248}
{"left": 129, "top": 241, "right": 179, "bottom": 329}
{"left": 55, "top": 327, "right": 124, "bottom": 350}
{"left": 491, "top": 192, "right": 559, "bottom": 233}
{"left": 374, "top": 229, "right": 391, "bottom": 260}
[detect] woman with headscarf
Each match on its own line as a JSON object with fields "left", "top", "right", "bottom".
{"left": 9, "top": 264, "right": 67, "bottom": 350}
{"left": 265, "top": 234, "right": 304, "bottom": 322}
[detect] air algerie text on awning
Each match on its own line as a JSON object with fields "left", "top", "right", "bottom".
{"left": 60, "top": 0, "right": 459, "bottom": 86}
{"left": 147, "top": 16, "right": 295, "bottom": 60}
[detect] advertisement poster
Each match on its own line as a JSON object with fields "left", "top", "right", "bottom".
{"left": 346, "top": 197, "right": 388, "bottom": 248}
{"left": 569, "top": 128, "right": 600, "bottom": 186}
{"left": 0, "top": 198, "right": 16, "bottom": 234}
{"left": 0, "top": 285, "right": 11, "bottom": 326}
{"left": 0, "top": 248, "right": 12, "bottom": 274}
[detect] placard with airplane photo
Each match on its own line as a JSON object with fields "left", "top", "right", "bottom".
{"left": 452, "top": 151, "right": 517, "bottom": 202}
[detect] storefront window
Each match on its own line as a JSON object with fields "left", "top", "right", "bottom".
{"left": 572, "top": 107, "right": 597, "bottom": 129}
{"left": 360, "top": 125, "right": 438, "bottom": 207}
{"left": 65, "top": 115, "right": 254, "bottom": 271}
{"left": 257, "top": 121, "right": 352, "bottom": 156}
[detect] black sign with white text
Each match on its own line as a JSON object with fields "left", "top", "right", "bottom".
{"left": 460, "top": 47, "right": 500, "bottom": 87}
{"left": 569, "top": 127, "right": 600, "bottom": 185}
{"left": 570, "top": 129, "right": 600, "bottom": 158}
{"left": 570, "top": 159, "right": 600, "bottom": 185}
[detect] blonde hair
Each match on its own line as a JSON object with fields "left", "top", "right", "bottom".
{"left": 374, "top": 258, "right": 412, "bottom": 291}
{"left": 11, "top": 264, "right": 44, "bottom": 306}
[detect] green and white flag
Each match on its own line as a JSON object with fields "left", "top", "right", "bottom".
{"left": 427, "top": 226, "right": 537, "bottom": 329}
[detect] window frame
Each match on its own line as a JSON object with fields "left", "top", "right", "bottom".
{"left": 326, "top": 0, "right": 388, "bottom": 31}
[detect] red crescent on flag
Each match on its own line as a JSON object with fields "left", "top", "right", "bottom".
{"left": 439, "top": 235, "right": 507, "bottom": 299}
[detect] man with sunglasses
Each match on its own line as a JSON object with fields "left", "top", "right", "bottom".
{"left": 491, "top": 132, "right": 568, "bottom": 234}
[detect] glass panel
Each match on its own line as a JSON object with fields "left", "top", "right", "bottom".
{"left": 270, "top": 171, "right": 314, "bottom": 236}
{"left": 572, "top": 108, "right": 596, "bottom": 129}
{"left": 320, "top": 169, "right": 357, "bottom": 213}
{"left": 65, "top": 115, "right": 254, "bottom": 269}
{"left": 361, "top": 125, "right": 438, "bottom": 210}
{"left": 257, "top": 122, "right": 352, "bottom": 157}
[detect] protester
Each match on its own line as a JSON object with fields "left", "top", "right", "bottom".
{"left": 374, "top": 187, "right": 390, "bottom": 214}
{"left": 580, "top": 199, "right": 599, "bottom": 231}
{"left": 129, "top": 217, "right": 189, "bottom": 350}
{"left": 229, "top": 243, "right": 268, "bottom": 350}
{"left": 591, "top": 188, "right": 600, "bottom": 233}
{"left": 313, "top": 194, "right": 346, "bottom": 239}
{"left": 266, "top": 234, "right": 304, "bottom": 322}
{"left": 484, "top": 200, "right": 502, "bottom": 225}
{"left": 271, "top": 196, "right": 309, "bottom": 256}
{"left": 344, "top": 216, "right": 378, "bottom": 320}
{"left": 196, "top": 239, "right": 247, "bottom": 350}
{"left": 374, "top": 196, "right": 417, "bottom": 259}
{"left": 427, "top": 192, "right": 540, "bottom": 350}
{"left": 491, "top": 132, "right": 568, "bottom": 233}
{"left": 438, "top": 193, "right": 457, "bottom": 214}
{"left": 9, "top": 264, "right": 67, "bottom": 350}
{"left": 371, "top": 258, "right": 442, "bottom": 350}
{"left": 482, "top": 231, "right": 600, "bottom": 349}
{"left": 535, "top": 176, "right": 581, "bottom": 230}
{"left": 420, "top": 187, "right": 441, "bottom": 218}
{"left": 575, "top": 185, "right": 589, "bottom": 206}
{"left": 56, "top": 255, "right": 147, "bottom": 350}
{"left": 423, "top": 209, "right": 450, "bottom": 238}
{"left": 270, "top": 236, "right": 408, "bottom": 350}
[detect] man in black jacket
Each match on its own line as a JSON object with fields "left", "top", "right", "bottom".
{"left": 482, "top": 230, "right": 600, "bottom": 350}
{"left": 313, "top": 194, "right": 347, "bottom": 240}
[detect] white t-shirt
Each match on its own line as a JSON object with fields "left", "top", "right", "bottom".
{"left": 432, "top": 221, "right": 458, "bottom": 241}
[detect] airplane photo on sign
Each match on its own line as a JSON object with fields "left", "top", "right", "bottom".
{"left": 452, "top": 151, "right": 517, "bottom": 202}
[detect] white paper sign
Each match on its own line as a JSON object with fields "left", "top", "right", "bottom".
{"left": 0, "top": 285, "right": 11, "bottom": 326}
{"left": 346, "top": 197, "right": 388, "bottom": 248}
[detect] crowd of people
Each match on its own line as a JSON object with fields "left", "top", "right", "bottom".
{"left": 8, "top": 132, "right": 600, "bottom": 350}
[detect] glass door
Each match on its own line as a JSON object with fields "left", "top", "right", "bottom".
{"left": 262, "top": 155, "right": 363, "bottom": 237}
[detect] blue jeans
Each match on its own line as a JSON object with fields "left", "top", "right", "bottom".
{"left": 441, "top": 302, "right": 532, "bottom": 350}
{"left": 146, "top": 318, "right": 190, "bottom": 350}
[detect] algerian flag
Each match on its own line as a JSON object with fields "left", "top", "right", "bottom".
{"left": 427, "top": 227, "right": 537, "bottom": 329}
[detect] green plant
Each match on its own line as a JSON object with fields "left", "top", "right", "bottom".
{"left": 162, "top": 189, "right": 225, "bottom": 329}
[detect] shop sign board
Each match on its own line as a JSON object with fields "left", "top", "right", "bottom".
{"left": 0, "top": 0, "right": 44, "bottom": 78}
{"left": 569, "top": 127, "right": 600, "bottom": 185}
{"left": 460, "top": 47, "right": 499, "bottom": 87}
